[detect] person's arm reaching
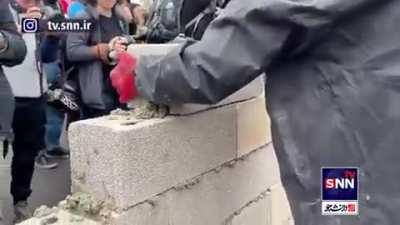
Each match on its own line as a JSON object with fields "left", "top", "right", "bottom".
{"left": 66, "top": 11, "right": 112, "bottom": 64}
{"left": 0, "top": 2, "right": 27, "bottom": 67}
{"left": 135, "top": 0, "right": 377, "bottom": 105}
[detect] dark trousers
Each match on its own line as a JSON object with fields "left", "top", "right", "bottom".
{"left": 11, "top": 97, "right": 46, "bottom": 204}
{"left": 81, "top": 106, "right": 110, "bottom": 120}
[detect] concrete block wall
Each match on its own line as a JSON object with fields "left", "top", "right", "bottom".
{"left": 20, "top": 78, "right": 293, "bottom": 224}
{"left": 67, "top": 77, "right": 292, "bottom": 224}
{"left": 111, "top": 144, "right": 278, "bottom": 225}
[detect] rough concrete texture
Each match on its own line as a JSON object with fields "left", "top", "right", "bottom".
{"left": 17, "top": 210, "right": 100, "bottom": 225}
{"left": 169, "top": 76, "right": 265, "bottom": 115}
{"left": 127, "top": 44, "right": 180, "bottom": 59}
{"left": 58, "top": 192, "right": 115, "bottom": 222}
{"left": 69, "top": 104, "right": 238, "bottom": 210}
{"left": 270, "top": 184, "right": 293, "bottom": 225}
{"left": 229, "top": 193, "right": 270, "bottom": 225}
{"left": 236, "top": 94, "right": 271, "bottom": 157}
{"left": 113, "top": 98, "right": 169, "bottom": 119}
{"left": 111, "top": 144, "right": 280, "bottom": 225}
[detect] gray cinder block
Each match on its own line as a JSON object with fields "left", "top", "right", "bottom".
{"left": 127, "top": 44, "right": 265, "bottom": 115}
{"left": 168, "top": 76, "right": 265, "bottom": 115}
{"left": 69, "top": 104, "right": 238, "bottom": 210}
{"left": 112, "top": 144, "right": 280, "bottom": 225}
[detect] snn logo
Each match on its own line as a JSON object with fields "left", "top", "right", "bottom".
{"left": 321, "top": 167, "right": 359, "bottom": 216}
{"left": 325, "top": 169, "right": 356, "bottom": 189}
{"left": 325, "top": 178, "right": 355, "bottom": 189}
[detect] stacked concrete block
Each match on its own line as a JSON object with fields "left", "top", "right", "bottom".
{"left": 236, "top": 94, "right": 270, "bottom": 157}
{"left": 168, "top": 76, "right": 266, "bottom": 115}
{"left": 11, "top": 54, "right": 296, "bottom": 225}
{"left": 270, "top": 184, "right": 294, "bottom": 225}
{"left": 64, "top": 75, "right": 295, "bottom": 224}
{"left": 127, "top": 44, "right": 181, "bottom": 58}
{"left": 128, "top": 43, "right": 266, "bottom": 116}
{"left": 110, "top": 144, "right": 279, "bottom": 225}
{"left": 229, "top": 194, "right": 271, "bottom": 225}
{"left": 69, "top": 103, "right": 239, "bottom": 209}
{"left": 19, "top": 40, "right": 293, "bottom": 225}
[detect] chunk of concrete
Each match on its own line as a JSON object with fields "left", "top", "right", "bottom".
{"left": 112, "top": 144, "right": 281, "bottom": 225}
{"left": 17, "top": 210, "right": 100, "bottom": 225}
{"left": 69, "top": 104, "right": 238, "bottom": 210}
{"left": 236, "top": 94, "right": 271, "bottom": 157}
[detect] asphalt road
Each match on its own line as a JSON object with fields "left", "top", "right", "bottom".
{"left": 0, "top": 147, "right": 71, "bottom": 225}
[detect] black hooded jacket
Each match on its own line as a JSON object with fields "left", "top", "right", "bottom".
{"left": 136, "top": 0, "right": 400, "bottom": 224}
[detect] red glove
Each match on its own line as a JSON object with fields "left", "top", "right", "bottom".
{"left": 110, "top": 52, "right": 138, "bottom": 103}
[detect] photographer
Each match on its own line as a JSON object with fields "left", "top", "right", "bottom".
{"left": 0, "top": 0, "right": 27, "bottom": 222}
{"left": 40, "top": 0, "right": 70, "bottom": 160}
{"left": 66, "top": 0, "right": 131, "bottom": 119}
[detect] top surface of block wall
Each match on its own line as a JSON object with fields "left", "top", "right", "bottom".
{"left": 127, "top": 43, "right": 266, "bottom": 115}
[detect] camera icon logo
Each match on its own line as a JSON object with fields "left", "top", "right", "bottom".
{"left": 21, "top": 18, "right": 39, "bottom": 33}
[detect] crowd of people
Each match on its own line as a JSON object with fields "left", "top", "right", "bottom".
{"left": 0, "top": 0, "right": 150, "bottom": 223}
{"left": 0, "top": 0, "right": 224, "bottom": 223}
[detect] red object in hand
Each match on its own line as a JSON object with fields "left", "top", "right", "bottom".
{"left": 110, "top": 52, "right": 138, "bottom": 103}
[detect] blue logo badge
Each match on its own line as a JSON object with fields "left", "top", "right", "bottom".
{"left": 321, "top": 167, "right": 359, "bottom": 215}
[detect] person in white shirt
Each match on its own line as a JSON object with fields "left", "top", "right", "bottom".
{"left": 4, "top": 0, "right": 58, "bottom": 222}
{"left": 0, "top": 1, "right": 27, "bottom": 222}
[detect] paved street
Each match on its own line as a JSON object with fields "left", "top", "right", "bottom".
{"left": 0, "top": 146, "right": 71, "bottom": 225}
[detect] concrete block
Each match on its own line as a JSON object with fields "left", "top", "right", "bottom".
{"left": 127, "top": 43, "right": 265, "bottom": 115}
{"left": 169, "top": 76, "right": 265, "bottom": 115}
{"left": 127, "top": 43, "right": 181, "bottom": 58}
{"left": 112, "top": 144, "right": 281, "bottom": 225}
{"left": 236, "top": 94, "right": 271, "bottom": 157}
{"left": 230, "top": 196, "right": 270, "bottom": 225}
{"left": 270, "top": 184, "right": 293, "bottom": 225}
{"left": 285, "top": 219, "right": 295, "bottom": 225}
{"left": 69, "top": 104, "right": 238, "bottom": 210}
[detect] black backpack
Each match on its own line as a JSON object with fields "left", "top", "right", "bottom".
{"left": 145, "top": 0, "right": 227, "bottom": 43}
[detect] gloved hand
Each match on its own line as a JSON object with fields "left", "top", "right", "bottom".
{"left": 108, "top": 36, "right": 128, "bottom": 53}
{"left": 110, "top": 52, "right": 138, "bottom": 103}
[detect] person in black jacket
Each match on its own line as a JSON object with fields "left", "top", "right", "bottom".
{"left": 125, "top": 0, "right": 400, "bottom": 224}
{"left": 66, "top": 0, "right": 130, "bottom": 119}
{"left": 0, "top": 0, "right": 27, "bottom": 222}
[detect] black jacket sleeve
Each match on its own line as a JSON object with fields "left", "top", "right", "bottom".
{"left": 0, "top": 2, "right": 27, "bottom": 67}
{"left": 135, "top": 0, "right": 378, "bottom": 105}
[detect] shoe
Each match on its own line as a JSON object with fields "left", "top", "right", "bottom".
{"left": 35, "top": 151, "right": 59, "bottom": 169}
{"left": 44, "top": 147, "right": 69, "bottom": 159}
{"left": 13, "top": 201, "right": 31, "bottom": 224}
